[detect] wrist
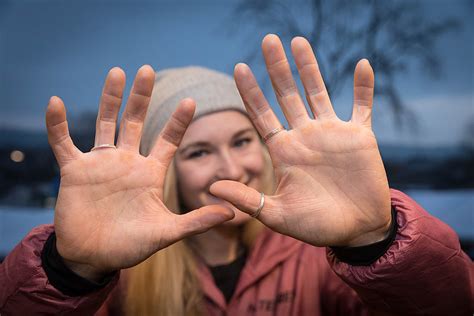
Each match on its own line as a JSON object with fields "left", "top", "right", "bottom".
{"left": 346, "top": 214, "right": 392, "bottom": 247}
{"left": 61, "top": 258, "right": 110, "bottom": 283}
{"left": 330, "top": 207, "right": 398, "bottom": 266}
{"left": 42, "top": 232, "right": 118, "bottom": 296}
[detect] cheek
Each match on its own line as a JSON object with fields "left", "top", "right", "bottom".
{"left": 248, "top": 153, "right": 265, "bottom": 174}
{"left": 177, "top": 163, "right": 209, "bottom": 189}
{"left": 176, "top": 159, "right": 215, "bottom": 208}
{"left": 242, "top": 146, "right": 266, "bottom": 178}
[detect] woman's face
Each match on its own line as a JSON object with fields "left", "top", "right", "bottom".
{"left": 175, "top": 110, "right": 265, "bottom": 226}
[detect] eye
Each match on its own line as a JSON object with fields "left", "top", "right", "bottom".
{"left": 188, "top": 149, "right": 209, "bottom": 159}
{"left": 233, "top": 137, "right": 252, "bottom": 148}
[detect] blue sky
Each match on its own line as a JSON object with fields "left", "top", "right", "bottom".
{"left": 0, "top": 0, "right": 472, "bottom": 147}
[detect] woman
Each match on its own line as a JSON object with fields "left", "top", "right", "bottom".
{"left": 0, "top": 35, "right": 472, "bottom": 315}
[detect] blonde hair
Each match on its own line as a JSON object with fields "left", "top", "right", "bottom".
{"left": 125, "top": 133, "right": 275, "bottom": 316}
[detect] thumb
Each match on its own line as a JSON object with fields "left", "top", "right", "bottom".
{"left": 210, "top": 180, "right": 266, "bottom": 218}
{"left": 176, "top": 205, "right": 235, "bottom": 237}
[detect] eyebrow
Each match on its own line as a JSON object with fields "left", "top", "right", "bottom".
{"left": 178, "top": 128, "right": 255, "bottom": 154}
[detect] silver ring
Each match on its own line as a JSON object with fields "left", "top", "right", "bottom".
{"left": 251, "top": 192, "right": 265, "bottom": 218}
{"left": 91, "top": 144, "right": 116, "bottom": 151}
{"left": 263, "top": 127, "right": 284, "bottom": 143}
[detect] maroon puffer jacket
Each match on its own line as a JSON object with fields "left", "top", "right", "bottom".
{"left": 1, "top": 190, "right": 473, "bottom": 315}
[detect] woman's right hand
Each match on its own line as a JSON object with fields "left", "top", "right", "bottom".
{"left": 46, "top": 65, "right": 234, "bottom": 281}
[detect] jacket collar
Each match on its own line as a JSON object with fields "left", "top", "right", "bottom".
{"left": 197, "top": 227, "right": 303, "bottom": 310}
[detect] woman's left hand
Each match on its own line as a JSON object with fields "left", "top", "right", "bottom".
{"left": 210, "top": 34, "right": 391, "bottom": 247}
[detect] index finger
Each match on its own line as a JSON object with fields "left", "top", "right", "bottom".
{"left": 149, "top": 98, "right": 196, "bottom": 167}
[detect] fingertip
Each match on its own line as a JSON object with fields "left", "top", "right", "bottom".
{"left": 46, "top": 96, "right": 66, "bottom": 126}
{"left": 108, "top": 67, "right": 126, "bottom": 81}
{"left": 234, "top": 62, "right": 247, "bottom": 71}
{"left": 263, "top": 33, "right": 279, "bottom": 42}
{"left": 47, "top": 96, "right": 64, "bottom": 114}
{"left": 132, "top": 65, "right": 155, "bottom": 96}
{"left": 355, "top": 59, "right": 374, "bottom": 82}
{"left": 138, "top": 64, "right": 156, "bottom": 80}
{"left": 262, "top": 33, "right": 281, "bottom": 50}
{"left": 215, "top": 205, "right": 236, "bottom": 221}
{"left": 290, "top": 37, "right": 310, "bottom": 59}
{"left": 234, "top": 63, "right": 250, "bottom": 77}
{"left": 178, "top": 98, "right": 196, "bottom": 117}
{"left": 49, "top": 95, "right": 62, "bottom": 105}
{"left": 205, "top": 205, "right": 236, "bottom": 225}
{"left": 356, "top": 59, "right": 373, "bottom": 71}
{"left": 140, "top": 64, "right": 154, "bottom": 72}
{"left": 197, "top": 204, "right": 236, "bottom": 221}
{"left": 209, "top": 180, "right": 230, "bottom": 195}
{"left": 209, "top": 181, "right": 219, "bottom": 195}
{"left": 180, "top": 97, "right": 196, "bottom": 107}
{"left": 291, "top": 36, "right": 308, "bottom": 48}
{"left": 181, "top": 205, "right": 235, "bottom": 235}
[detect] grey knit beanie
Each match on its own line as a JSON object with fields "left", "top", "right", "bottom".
{"left": 140, "top": 66, "right": 246, "bottom": 155}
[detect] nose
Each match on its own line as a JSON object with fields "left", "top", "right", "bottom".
{"left": 215, "top": 150, "right": 246, "bottom": 182}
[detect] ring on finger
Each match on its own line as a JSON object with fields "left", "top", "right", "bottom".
{"left": 251, "top": 192, "right": 265, "bottom": 218}
{"left": 91, "top": 144, "right": 116, "bottom": 151}
{"left": 263, "top": 127, "right": 284, "bottom": 143}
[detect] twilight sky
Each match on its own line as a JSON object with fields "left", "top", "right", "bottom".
{"left": 0, "top": 0, "right": 472, "bottom": 147}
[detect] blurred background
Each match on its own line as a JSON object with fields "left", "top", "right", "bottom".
{"left": 0, "top": 0, "right": 473, "bottom": 260}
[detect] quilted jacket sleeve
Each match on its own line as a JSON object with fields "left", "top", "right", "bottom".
{"left": 0, "top": 225, "right": 119, "bottom": 316}
{"left": 327, "top": 189, "right": 474, "bottom": 316}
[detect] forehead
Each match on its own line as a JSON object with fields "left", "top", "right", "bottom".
{"left": 180, "top": 110, "right": 255, "bottom": 145}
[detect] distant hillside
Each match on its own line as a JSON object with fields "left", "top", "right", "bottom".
{"left": 0, "top": 129, "right": 49, "bottom": 149}
{"left": 379, "top": 144, "right": 469, "bottom": 162}
{"left": 0, "top": 128, "right": 94, "bottom": 152}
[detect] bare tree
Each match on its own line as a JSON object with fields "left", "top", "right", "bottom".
{"left": 231, "top": 0, "right": 460, "bottom": 127}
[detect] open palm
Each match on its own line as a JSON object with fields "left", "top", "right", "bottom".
{"left": 211, "top": 35, "right": 391, "bottom": 247}
{"left": 47, "top": 66, "right": 233, "bottom": 279}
